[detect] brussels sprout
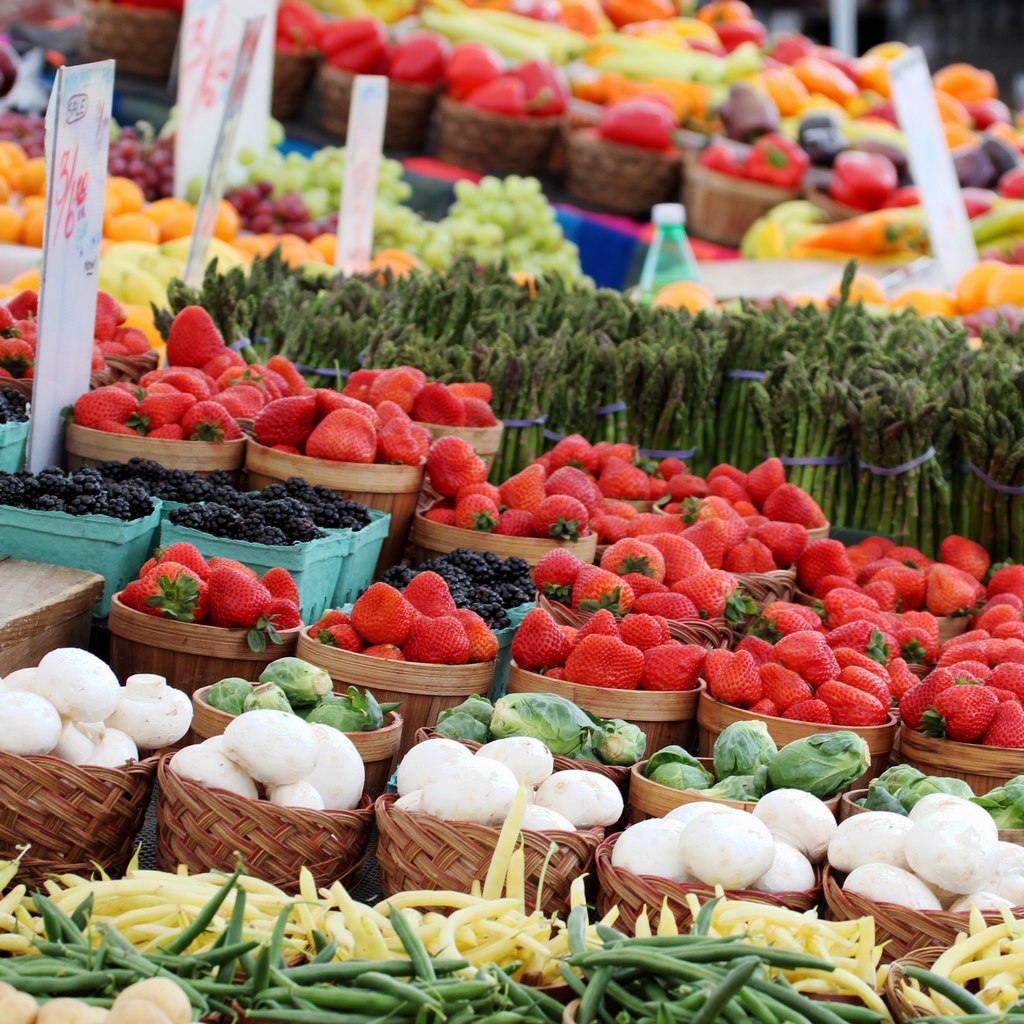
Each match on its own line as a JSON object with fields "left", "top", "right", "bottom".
{"left": 973, "top": 777, "right": 1024, "bottom": 829}
{"left": 258, "top": 657, "right": 332, "bottom": 708}
{"left": 861, "top": 784, "right": 908, "bottom": 815}
{"left": 897, "top": 775, "right": 974, "bottom": 811}
{"left": 490, "top": 693, "right": 592, "bottom": 756}
{"left": 713, "top": 721, "right": 778, "bottom": 781}
{"left": 433, "top": 712, "right": 489, "bottom": 744}
{"left": 702, "top": 765, "right": 769, "bottom": 802}
{"left": 438, "top": 695, "right": 494, "bottom": 729}
{"left": 243, "top": 682, "right": 292, "bottom": 714}
{"left": 205, "top": 678, "right": 252, "bottom": 717}
{"left": 643, "top": 746, "right": 712, "bottom": 790}
{"left": 873, "top": 764, "right": 926, "bottom": 792}
{"left": 592, "top": 719, "right": 647, "bottom": 766}
{"left": 576, "top": 741, "right": 599, "bottom": 762}
{"left": 767, "top": 731, "right": 869, "bottom": 799}
{"left": 305, "top": 688, "right": 394, "bottom": 733}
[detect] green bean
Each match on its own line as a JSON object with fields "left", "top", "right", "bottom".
{"left": 193, "top": 939, "right": 259, "bottom": 967}
{"left": 282, "top": 959, "right": 469, "bottom": 983}
{"left": 820, "top": 1002, "right": 885, "bottom": 1023}
{"left": 388, "top": 901, "right": 436, "bottom": 981}
{"left": 903, "top": 968, "right": 992, "bottom": 1016}
{"left": 32, "top": 893, "right": 87, "bottom": 945}
{"left": 567, "top": 905, "right": 589, "bottom": 958}
{"left": 691, "top": 896, "right": 722, "bottom": 937}
{"left": 215, "top": 886, "right": 247, "bottom": 984}
{"left": 578, "top": 966, "right": 614, "bottom": 1024}
{"left": 691, "top": 955, "right": 762, "bottom": 1024}
{"left": 558, "top": 962, "right": 587, "bottom": 999}
{"left": 70, "top": 893, "right": 94, "bottom": 932}
{"left": 162, "top": 863, "right": 242, "bottom": 956}
{"left": 571, "top": 950, "right": 721, "bottom": 985}
{"left": 354, "top": 971, "right": 442, "bottom": 1009}
{"left": 245, "top": 1011, "right": 388, "bottom": 1023}
{"left": 5, "top": 969, "right": 137, "bottom": 994}
{"left": 311, "top": 938, "right": 337, "bottom": 964}
{"left": 257, "top": 984, "right": 417, "bottom": 1014}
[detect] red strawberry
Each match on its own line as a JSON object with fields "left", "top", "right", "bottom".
{"left": 6, "top": 290, "right": 37, "bottom": 320}
{"left": 165, "top": 306, "right": 227, "bottom": 368}
{"left": 630, "top": 512, "right": 684, "bottom": 538}
{"left": 599, "top": 456, "right": 650, "bottom": 500}
{"left": 512, "top": 608, "right": 571, "bottom": 671}
{"left": 928, "top": 563, "right": 984, "bottom": 617}
{"left": 500, "top": 464, "right": 547, "bottom": 513}
{"left": 159, "top": 542, "right": 210, "bottom": 580}
{"left": 724, "top": 538, "right": 776, "bottom": 574}
{"left": 449, "top": 381, "right": 492, "bottom": 402}
{"left": 944, "top": 660, "right": 993, "bottom": 681}
{"left": 887, "top": 657, "right": 921, "bottom": 701}
{"left": 454, "top": 608, "right": 499, "bottom": 662}
{"left": 267, "top": 598, "right": 301, "bottom": 630}
{"left": 318, "top": 624, "right": 364, "bottom": 651}
{"left": 546, "top": 466, "right": 604, "bottom": 517}
{"left": 462, "top": 397, "right": 498, "bottom": 427}
{"left": 990, "top": 662, "right": 1024, "bottom": 699}
{"left": 601, "top": 538, "right": 666, "bottom": 582}
{"left": 760, "top": 663, "right": 813, "bottom": 710}
{"left": 427, "top": 436, "right": 487, "bottom": 497}
{"left": 826, "top": 621, "right": 894, "bottom": 664}
{"left": 133, "top": 391, "right": 197, "bottom": 433}
{"left": 797, "top": 540, "right": 854, "bottom": 594}
{"left": 783, "top": 698, "right": 833, "bottom": 724}
{"left": 703, "top": 648, "right": 732, "bottom": 683}
{"left": 870, "top": 564, "right": 927, "bottom": 611}
{"left": 940, "top": 534, "right": 990, "bottom": 581}
{"left": 707, "top": 650, "right": 762, "bottom": 707}
{"left": 259, "top": 566, "right": 300, "bottom": 605}
{"left": 495, "top": 508, "right": 534, "bottom": 536}
{"left": 994, "top": 622, "right": 1024, "bottom": 641}
{"left": 632, "top": 592, "right": 699, "bottom": 619}
{"left": 0, "top": 337, "right": 33, "bottom": 376}
{"left": 774, "top": 630, "right": 840, "bottom": 685}
{"left": 921, "top": 682, "right": 999, "bottom": 742}
{"left": 423, "top": 508, "right": 457, "bottom": 526}
{"left": 571, "top": 609, "right": 620, "bottom": 647}
{"left": 265, "top": 354, "right": 308, "bottom": 397}
{"left": 73, "top": 385, "right": 138, "bottom": 429}
{"left": 534, "top": 548, "right": 584, "bottom": 604}
{"left": 763, "top": 484, "right": 827, "bottom": 529}
{"left": 989, "top": 565, "right": 1024, "bottom": 600}
{"left": 838, "top": 665, "right": 892, "bottom": 707}
{"left": 976, "top": 602, "right": 1022, "bottom": 634}
{"left": 658, "top": 457, "right": 687, "bottom": 479}
{"left": 181, "top": 401, "right": 242, "bottom": 442}
{"left": 136, "top": 562, "right": 205, "bottom": 621}
{"left": 822, "top": 589, "right": 878, "bottom": 626}
{"left": 817, "top": 680, "right": 888, "bottom": 726}
{"left": 834, "top": 647, "right": 890, "bottom": 679}
{"left": 378, "top": 416, "right": 430, "bottom": 465}
{"left": 376, "top": 400, "right": 411, "bottom": 427}
{"left": 572, "top": 565, "right": 635, "bottom": 614}
{"left": 745, "top": 698, "right": 777, "bottom": 717}
{"left": 707, "top": 464, "right": 747, "bottom": 487}
{"left": 254, "top": 395, "right": 317, "bottom": 449}
{"left": 667, "top": 474, "right": 708, "bottom": 502}
{"left": 366, "top": 368, "right": 424, "bottom": 412}
{"left": 454, "top": 493, "right": 499, "bottom": 532}
{"left": 640, "top": 643, "right": 705, "bottom": 691}
{"left": 548, "top": 433, "right": 599, "bottom": 474}
{"left": 898, "top": 669, "right": 959, "bottom": 729}
{"left": 207, "top": 568, "right": 275, "bottom": 648}
{"left": 317, "top": 609, "right": 349, "bottom": 629}
{"left": 306, "top": 408, "right": 377, "bottom": 463}
{"left": 751, "top": 521, "right": 808, "bottom": 568}
{"left": 621, "top": 572, "right": 669, "bottom": 598}
{"left": 754, "top": 602, "right": 821, "bottom": 642}
{"left": 648, "top": 534, "right": 708, "bottom": 585}
{"left": 814, "top": 574, "right": 863, "bottom": 599}
{"left": 618, "top": 613, "right": 671, "bottom": 651}
{"left": 746, "top": 458, "right": 786, "bottom": 509}
{"left": 412, "top": 382, "right": 466, "bottom": 426}
{"left": 363, "top": 644, "right": 406, "bottom": 661}
{"left": 565, "top": 634, "right": 644, "bottom": 690}
{"left": 351, "top": 582, "right": 416, "bottom": 645}
{"left": 672, "top": 569, "right": 754, "bottom": 625}
{"left": 201, "top": 351, "right": 245, "bottom": 378}
{"left": 707, "top": 475, "right": 750, "bottom": 505}
{"left": 457, "top": 482, "right": 501, "bottom": 505}
{"left": 93, "top": 291, "right": 126, "bottom": 341}
{"left": 402, "top": 614, "right": 470, "bottom": 664}
{"left": 533, "top": 495, "right": 590, "bottom": 542}
{"left": 982, "top": 700, "right": 1024, "bottom": 748}
{"left": 736, "top": 634, "right": 775, "bottom": 667}
{"left": 862, "top": 579, "right": 899, "bottom": 611}
{"left": 680, "top": 519, "right": 727, "bottom": 569}
{"left": 343, "top": 369, "right": 381, "bottom": 403}
{"left": 404, "top": 571, "right": 458, "bottom": 617}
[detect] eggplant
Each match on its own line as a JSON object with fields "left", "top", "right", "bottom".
{"left": 718, "top": 82, "right": 779, "bottom": 142}
{"left": 981, "top": 134, "right": 1021, "bottom": 178}
{"left": 798, "top": 112, "right": 846, "bottom": 167}
{"left": 954, "top": 145, "right": 999, "bottom": 189}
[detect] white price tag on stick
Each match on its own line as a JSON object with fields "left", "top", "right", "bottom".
{"left": 335, "top": 76, "right": 389, "bottom": 275}
{"left": 890, "top": 46, "right": 978, "bottom": 286}
{"left": 26, "top": 61, "right": 114, "bottom": 474}
{"left": 185, "top": 15, "right": 265, "bottom": 287}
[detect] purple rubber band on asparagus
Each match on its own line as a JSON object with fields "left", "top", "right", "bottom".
{"left": 502, "top": 415, "right": 548, "bottom": 428}
{"left": 543, "top": 429, "right": 567, "bottom": 443}
{"left": 597, "top": 402, "right": 627, "bottom": 415}
{"left": 857, "top": 446, "right": 936, "bottom": 477}
{"left": 764, "top": 453, "right": 851, "bottom": 467}
{"left": 962, "top": 462, "right": 1024, "bottom": 495}
{"left": 726, "top": 370, "right": 767, "bottom": 381}
{"left": 637, "top": 445, "right": 698, "bottom": 459}
{"left": 290, "top": 363, "right": 350, "bottom": 378}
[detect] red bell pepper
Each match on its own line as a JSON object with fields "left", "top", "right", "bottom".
{"left": 743, "top": 132, "right": 809, "bottom": 188}
{"left": 510, "top": 59, "right": 569, "bottom": 117}
{"left": 700, "top": 139, "right": 747, "bottom": 177}
{"left": 276, "top": 0, "right": 322, "bottom": 53}
{"left": 599, "top": 98, "right": 675, "bottom": 152}
{"left": 465, "top": 76, "right": 529, "bottom": 117}
{"left": 881, "top": 185, "right": 920, "bottom": 209}
{"left": 320, "top": 17, "right": 389, "bottom": 75}
{"left": 768, "top": 33, "right": 815, "bottom": 65}
{"left": 445, "top": 42, "right": 504, "bottom": 102}
{"left": 714, "top": 19, "right": 766, "bottom": 53}
{"left": 830, "top": 150, "right": 898, "bottom": 210}
{"left": 999, "top": 167, "right": 1024, "bottom": 199}
{"left": 388, "top": 31, "right": 449, "bottom": 87}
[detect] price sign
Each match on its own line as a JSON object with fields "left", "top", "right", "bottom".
{"left": 174, "top": 0, "right": 277, "bottom": 200}
{"left": 26, "top": 61, "right": 114, "bottom": 474}
{"left": 890, "top": 47, "right": 978, "bottom": 286}
{"left": 336, "top": 76, "right": 389, "bottom": 275}
{"left": 185, "top": 15, "right": 264, "bottom": 287}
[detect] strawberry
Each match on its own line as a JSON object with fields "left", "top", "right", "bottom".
{"left": 427, "top": 436, "right": 487, "bottom": 497}
{"left": 495, "top": 508, "right": 535, "bottom": 536}
{"left": 821, "top": 588, "right": 877, "bottom": 626}
{"left": 887, "top": 657, "right": 921, "bottom": 701}
{"left": 404, "top": 571, "right": 458, "bottom": 617}
{"left": 534, "top": 549, "right": 583, "bottom": 604}
{"left": 572, "top": 565, "right": 635, "bottom": 614}
{"left": 667, "top": 474, "right": 708, "bottom": 502}
{"left": 462, "top": 397, "right": 499, "bottom": 427}
{"left": 259, "top": 566, "right": 300, "bottom": 605}
{"left": 618, "top": 613, "right": 671, "bottom": 651}
{"left": 897, "top": 627, "right": 940, "bottom": 666}
{"left": 201, "top": 351, "right": 245, "bottom": 378}
{"left": 648, "top": 534, "right": 708, "bottom": 585}
{"left": 546, "top": 466, "right": 604, "bottom": 517}
{"left": 377, "top": 400, "right": 413, "bottom": 426}
{"left": 316, "top": 610, "right": 350, "bottom": 629}
{"left": 817, "top": 680, "right": 888, "bottom": 726}
{"left": 73, "top": 385, "right": 137, "bottom": 429}
{"left": 181, "top": 401, "right": 242, "bottom": 442}
{"left": 599, "top": 456, "right": 650, "bottom": 500}
{"left": 454, "top": 494, "right": 499, "bottom": 532}
{"left": 457, "top": 482, "right": 502, "bottom": 505}
{"left": 703, "top": 648, "right": 732, "bottom": 683}
{"left": 318, "top": 623, "right": 364, "bottom": 651}
{"left": 783, "top": 699, "right": 833, "bottom": 724}
{"left": 640, "top": 643, "right": 705, "bottom": 691}
{"left": 267, "top": 598, "right": 301, "bottom": 630}
{"left": 834, "top": 647, "right": 890, "bottom": 679}
{"left": 751, "top": 521, "right": 808, "bottom": 568}
{"left": 774, "top": 630, "right": 840, "bottom": 685}
{"left": 826, "top": 621, "right": 894, "bottom": 664}
{"left": 797, "top": 540, "right": 854, "bottom": 594}
{"left": 987, "top": 568, "right": 1024, "bottom": 601}
{"left": 631, "top": 512, "right": 684, "bottom": 538}
{"left": 165, "top": 306, "right": 227, "bottom": 368}
{"left": 621, "top": 572, "right": 668, "bottom": 598}
{"left": 724, "top": 538, "right": 776, "bottom": 574}
{"left": 93, "top": 291, "right": 126, "bottom": 341}
{"left": 937, "top": 637, "right": 992, "bottom": 668}
{"left": 927, "top": 564, "right": 982, "bottom": 617}
{"left": 159, "top": 542, "right": 210, "bottom": 580}
{"left": 657, "top": 457, "right": 687, "bottom": 479}
{"left": 707, "top": 475, "right": 750, "bottom": 505}
{"left": 500, "top": 464, "right": 547, "bottom": 512}
{"left": 944, "top": 660, "right": 992, "bottom": 681}
{"left": 736, "top": 634, "right": 775, "bottom": 667}
{"left": 593, "top": 515, "right": 631, "bottom": 544}
{"left": 838, "top": 665, "right": 892, "bottom": 707}
{"left": 571, "top": 609, "right": 620, "bottom": 647}
{"left": 0, "top": 337, "right": 33, "bottom": 376}
{"left": 207, "top": 557, "right": 257, "bottom": 578}
{"left": 814, "top": 574, "right": 863, "bottom": 599}
{"left": 412, "top": 382, "right": 466, "bottom": 426}
{"left": 548, "top": 433, "right": 599, "bottom": 474}
{"left": 449, "top": 381, "right": 492, "bottom": 402}
{"left": 266, "top": 354, "right": 309, "bottom": 397}
{"left": 207, "top": 567, "right": 276, "bottom": 649}
{"left": 118, "top": 579, "right": 147, "bottom": 612}
{"left": 921, "top": 682, "right": 998, "bottom": 742}
{"left": 144, "top": 423, "right": 182, "bottom": 441}
{"left": 254, "top": 395, "right": 317, "bottom": 449}
{"left": 137, "top": 563, "right": 205, "bottom": 621}
{"left": 746, "top": 458, "right": 786, "bottom": 509}
{"left": 343, "top": 369, "right": 381, "bottom": 403}
{"left": 512, "top": 608, "right": 572, "bottom": 671}
{"left": 132, "top": 391, "right": 197, "bottom": 434}
{"left": 763, "top": 483, "right": 827, "bottom": 529}
{"left": 995, "top": 622, "right": 1024, "bottom": 641}
{"left": 363, "top": 644, "right": 406, "bottom": 660}
{"left": 940, "top": 534, "right": 990, "bottom": 581}
{"left": 600, "top": 538, "right": 666, "bottom": 582}
{"left": 533, "top": 495, "right": 590, "bottom": 542}
{"left": 899, "top": 670, "right": 959, "bottom": 729}
{"left": 306, "top": 408, "right": 377, "bottom": 463}
{"left": 351, "top": 582, "right": 416, "bottom": 645}
{"left": 378, "top": 416, "right": 430, "bottom": 465}
{"left": 672, "top": 570, "right": 755, "bottom": 625}
{"left": 368, "top": 368, "right": 424, "bottom": 412}
{"left": 862, "top": 580, "right": 899, "bottom": 612}
{"left": 632, "top": 592, "right": 699, "bottom": 619}
{"left": 754, "top": 603, "right": 820, "bottom": 642}
{"left": 680, "top": 519, "right": 727, "bottom": 569}
{"left": 760, "top": 663, "right": 813, "bottom": 710}
{"left": 976, "top": 602, "right": 1022, "bottom": 634}
{"left": 6, "top": 289, "right": 37, "bottom": 320}
{"left": 982, "top": 700, "right": 1024, "bottom": 748}
{"left": 423, "top": 508, "right": 457, "bottom": 526}
{"left": 565, "top": 635, "right": 644, "bottom": 690}
{"left": 869, "top": 564, "right": 927, "bottom": 611}
{"left": 707, "top": 650, "right": 763, "bottom": 707}
{"left": 707, "top": 464, "right": 747, "bottom": 487}
{"left": 454, "top": 608, "right": 499, "bottom": 662}
{"left": 402, "top": 615, "right": 470, "bottom": 664}
{"left": 990, "top": 662, "right": 1024, "bottom": 699}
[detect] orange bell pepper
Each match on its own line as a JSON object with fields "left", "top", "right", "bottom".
{"left": 760, "top": 68, "right": 809, "bottom": 117}
{"left": 561, "top": 0, "right": 610, "bottom": 35}
{"left": 696, "top": 0, "right": 752, "bottom": 24}
{"left": 792, "top": 57, "right": 858, "bottom": 108}
{"left": 855, "top": 55, "right": 890, "bottom": 98}
{"left": 934, "top": 62, "right": 997, "bottom": 104}
{"left": 944, "top": 123, "right": 977, "bottom": 150}
{"left": 933, "top": 88, "right": 971, "bottom": 127}
{"left": 604, "top": 0, "right": 674, "bottom": 28}
{"left": 647, "top": 77, "right": 711, "bottom": 119}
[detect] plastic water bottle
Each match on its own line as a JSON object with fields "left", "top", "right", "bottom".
{"left": 638, "top": 203, "right": 700, "bottom": 305}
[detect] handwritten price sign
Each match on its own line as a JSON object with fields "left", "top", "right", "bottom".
{"left": 183, "top": 4, "right": 233, "bottom": 119}
{"left": 26, "top": 61, "right": 114, "bottom": 473}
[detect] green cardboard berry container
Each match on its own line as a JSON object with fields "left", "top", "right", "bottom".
{"left": 330, "top": 509, "right": 391, "bottom": 607}
{"left": 0, "top": 419, "right": 29, "bottom": 473}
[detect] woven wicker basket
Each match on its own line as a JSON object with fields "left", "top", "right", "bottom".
{"left": 81, "top": 2, "right": 181, "bottom": 80}
{"left": 804, "top": 186, "right": 862, "bottom": 222}
{"left": 734, "top": 568, "right": 797, "bottom": 607}
{"left": 5, "top": 353, "right": 159, "bottom": 401}
{"left": 0, "top": 751, "right": 157, "bottom": 888}
{"left": 437, "top": 96, "right": 561, "bottom": 176}
{"left": 897, "top": 727, "right": 1024, "bottom": 796}
{"left": 375, "top": 794, "right": 601, "bottom": 916}
{"left": 319, "top": 65, "right": 436, "bottom": 151}
{"left": 156, "top": 756, "right": 373, "bottom": 892}
{"left": 273, "top": 50, "right": 317, "bottom": 121}
{"left": 563, "top": 131, "right": 681, "bottom": 217}
{"left": 884, "top": 947, "right": 950, "bottom": 1023}
{"left": 595, "top": 836, "right": 820, "bottom": 935}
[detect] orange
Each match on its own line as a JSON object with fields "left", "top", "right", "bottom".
{"left": 934, "top": 89, "right": 971, "bottom": 128}
{"left": 955, "top": 260, "right": 1009, "bottom": 314}
{"left": 369, "top": 248, "right": 421, "bottom": 278}
{"left": 144, "top": 197, "right": 193, "bottom": 224}
{"left": 0, "top": 178, "right": 9, "bottom": 204}
{"left": 108, "top": 176, "right": 145, "bottom": 214}
{"left": 233, "top": 235, "right": 276, "bottom": 259}
{"left": 20, "top": 208, "right": 45, "bottom": 248}
{"left": 934, "top": 62, "right": 997, "bottom": 104}
{"left": 15, "top": 156, "right": 46, "bottom": 197}
{"left": 20, "top": 195, "right": 45, "bottom": 215}
{"left": 9, "top": 268, "right": 40, "bottom": 291}
{"left": 984, "top": 265, "right": 1024, "bottom": 308}
{"left": 106, "top": 212, "right": 161, "bottom": 244}
{"left": 122, "top": 304, "right": 162, "bottom": 347}
{"left": 652, "top": 281, "right": 716, "bottom": 312}
{"left": 944, "top": 124, "right": 976, "bottom": 150}
{"left": 0, "top": 206, "right": 22, "bottom": 244}
{"left": 213, "top": 199, "right": 240, "bottom": 242}
{"left": 159, "top": 208, "right": 197, "bottom": 242}
{"left": 310, "top": 233, "right": 337, "bottom": 264}
{"left": 828, "top": 273, "right": 886, "bottom": 305}
{"left": 890, "top": 287, "right": 956, "bottom": 317}
{"left": 761, "top": 68, "right": 809, "bottom": 118}
{"left": 0, "top": 141, "right": 27, "bottom": 170}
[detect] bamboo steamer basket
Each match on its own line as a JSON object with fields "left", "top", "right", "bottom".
{"left": 884, "top": 947, "right": 952, "bottom": 1023}
{"left": 682, "top": 157, "right": 802, "bottom": 248}
{"left": 244, "top": 440, "right": 421, "bottom": 575}
{"left": 272, "top": 49, "right": 317, "bottom": 121}
{"left": 628, "top": 758, "right": 842, "bottom": 823}
{"left": 192, "top": 684, "right": 403, "bottom": 799}
{"left": 508, "top": 664, "right": 703, "bottom": 755}
{"left": 414, "top": 421, "right": 503, "bottom": 471}
{"left": 81, "top": 1, "right": 180, "bottom": 80}
{"left": 595, "top": 836, "right": 821, "bottom": 935}
{"left": 697, "top": 691, "right": 895, "bottom": 791}
{"left": 804, "top": 186, "right": 862, "bottom": 222}
{"left": 409, "top": 510, "right": 599, "bottom": 569}
{"left": 107, "top": 595, "right": 301, "bottom": 709}
{"left": 897, "top": 727, "right": 1024, "bottom": 796}
{"left": 66, "top": 423, "right": 246, "bottom": 481}
{"left": 295, "top": 631, "right": 493, "bottom": 757}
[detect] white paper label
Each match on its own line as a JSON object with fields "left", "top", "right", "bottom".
{"left": 26, "top": 61, "right": 114, "bottom": 474}
{"left": 336, "top": 75, "right": 389, "bottom": 275}
{"left": 174, "top": 0, "right": 277, "bottom": 200}
{"left": 890, "top": 46, "right": 978, "bottom": 286}
{"left": 185, "top": 15, "right": 265, "bottom": 287}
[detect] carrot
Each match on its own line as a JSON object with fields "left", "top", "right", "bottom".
{"left": 793, "top": 208, "right": 930, "bottom": 257}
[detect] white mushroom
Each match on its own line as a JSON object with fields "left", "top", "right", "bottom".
{"left": 83, "top": 728, "right": 139, "bottom": 768}
{"left": 35, "top": 648, "right": 121, "bottom": 722}
{"left": 0, "top": 691, "right": 62, "bottom": 755}
{"left": 303, "top": 724, "right": 364, "bottom": 811}
{"left": 169, "top": 742, "right": 258, "bottom": 799}
{"left": 269, "top": 781, "right": 326, "bottom": 810}
{"left": 222, "top": 710, "right": 316, "bottom": 786}
{"left": 106, "top": 675, "right": 193, "bottom": 749}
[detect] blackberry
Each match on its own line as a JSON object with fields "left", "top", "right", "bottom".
{"left": 239, "top": 523, "right": 289, "bottom": 546}
{"left": 207, "top": 471, "right": 234, "bottom": 488}
{"left": 380, "top": 565, "right": 417, "bottom": 589}
{"left": 0, "top": 390, "right": 28, "bottom": 424}
{"left": 466, "top": 586, "right": 508, "bottom": 629}
{"left": 35, "top": 493, "right": 65, "bottom": 513}
{"left": 66, "top": 493, "right": 105, "bottom": 516}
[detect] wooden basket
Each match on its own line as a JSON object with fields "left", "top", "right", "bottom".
{"left": 563, "top": 131, "right": 681, "bottom": 217}
{"left": 5, "top": 354, "right": 160, "bottom": 401}
{"left": 296, "top": 631, "right": 493, "bottom": 757}
{"left": 319, "top": 65, "right": 436, "bottom": 151}
{"left": 0, "top": 751, "right": 157, "bottom": 888}
{"left": 897, "top": 727, "right": 1024, "bottom": 796}
{"left": 936, "top": 615, "right": 970, "bottom": 643}
{"left": 508, "top": 663, "right": 703, "bottom": 755}
{"left": 682, "top": 157, "right": 802, "bottom": 248}
{"left": 884, "top": 947, "right": 948, "bottom": 1023}
{"left": 436, "top": 96, "right": 561, "bottom": 176}
{"left": 81, "top": 1, "right": 181, "bottom": 80}
{"left": 245, "top": 440, "right": 422, "bottom": 576}
{"left": 415, "top": 421, "right": 504, "bottom": 471}
{"left": 272, "top": 49, "right": 317, "bottom": 121}
{"left": 66, "top": 423, "right": 246, "bottom": 481}
{"left": 697, "top": 691, "right": 895, "bottom": 791}
{"left": 108, "top": 595, "right": 301, "bottom": 707}
{"left": 156, "top": 756, "right": 372, "bottom": 892}
{"left": 734, "top": 568, "right": 797, "bottom": 607}
{"left": 192, "top": 685, "right": 403, "bottom": 799}
{"left": 595, "top": 836, "right": 820, "bottom": 935}
{"left": 375, "top": 793, "right": 601, "bottom": 916}
{"left": 807, "top": 523, "right": 831, "bottom": 542}
{"left": 410, "top": 510, "right": 598, "bottom": 569}
{"left": 804, "top": 186, "right": 861, "bottom": 223}
{"left": 627, "top": 758, "right": 842, "bottom": 823}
